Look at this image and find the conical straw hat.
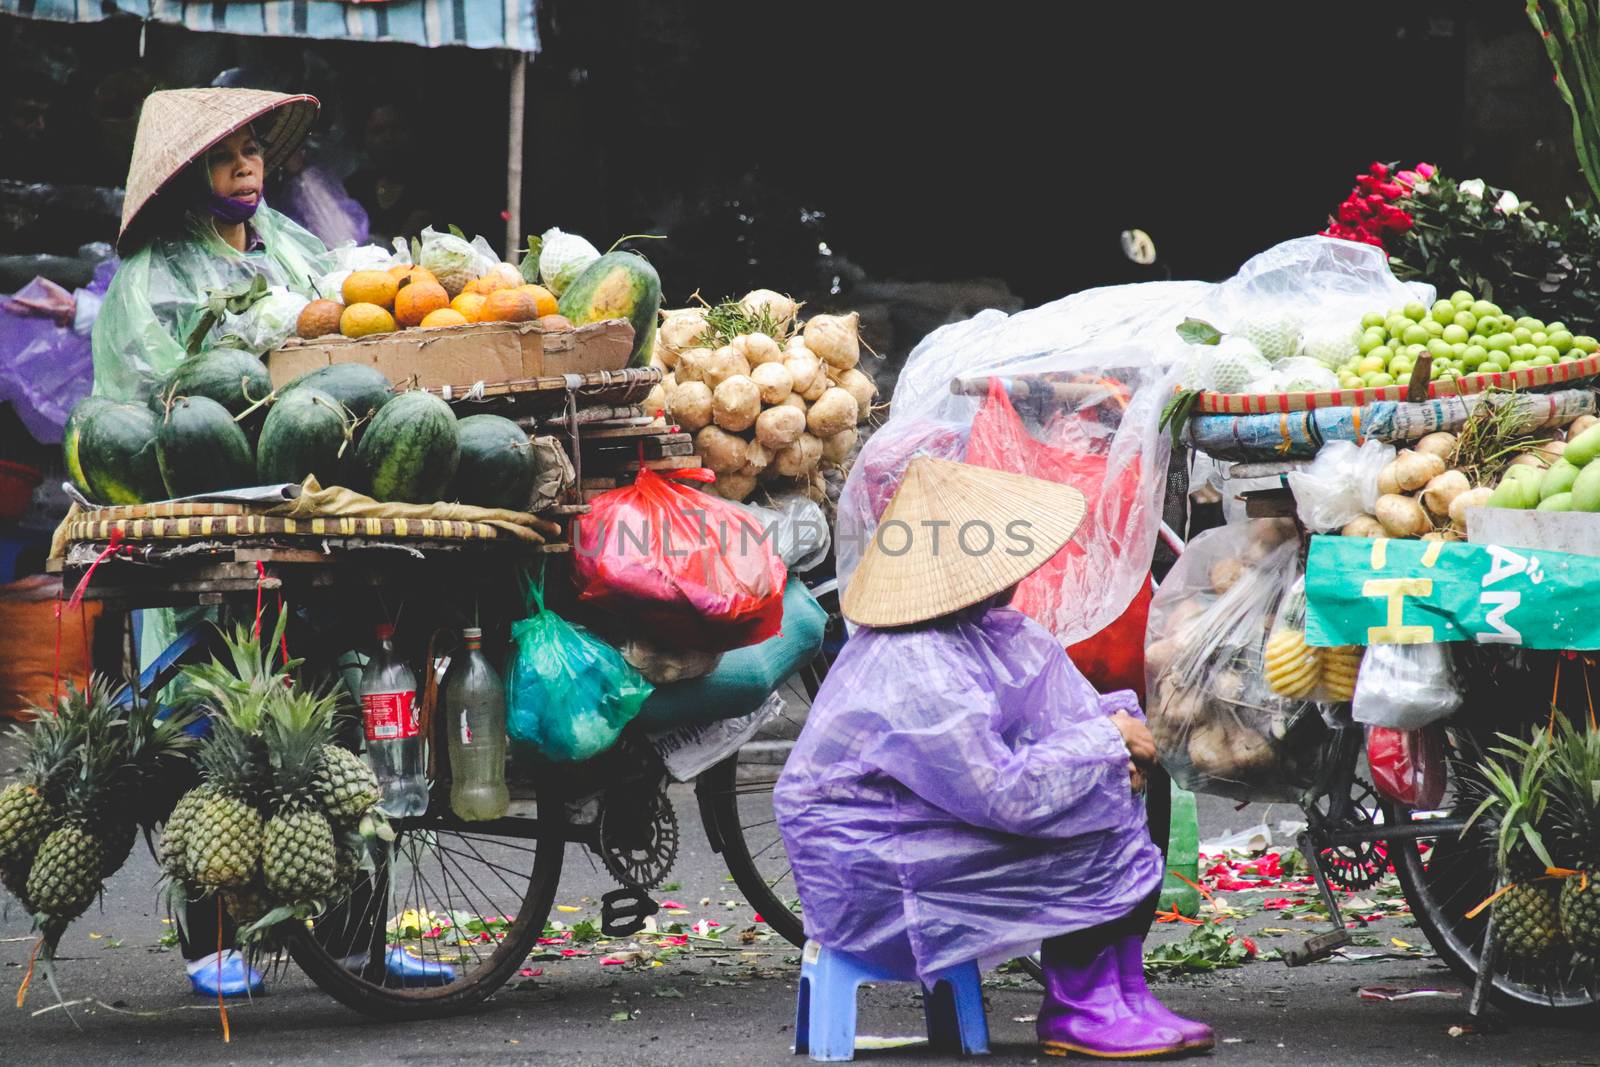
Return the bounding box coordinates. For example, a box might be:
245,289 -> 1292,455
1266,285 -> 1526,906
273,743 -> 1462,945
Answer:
118,88 -> 319,252
841,458 -> 1087,628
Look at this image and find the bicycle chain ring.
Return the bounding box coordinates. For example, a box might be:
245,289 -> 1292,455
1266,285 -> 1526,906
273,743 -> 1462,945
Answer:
597,787 -> 680,890
1314,776 -> 1389,892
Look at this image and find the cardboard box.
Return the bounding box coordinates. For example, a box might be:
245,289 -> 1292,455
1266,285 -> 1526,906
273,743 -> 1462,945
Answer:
265,319 -> 635,391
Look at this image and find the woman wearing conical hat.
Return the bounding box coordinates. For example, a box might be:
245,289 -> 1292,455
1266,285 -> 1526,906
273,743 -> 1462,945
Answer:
91,87 -> 328,403
83,87 -> 333,1001
774,459 -> 1213,1059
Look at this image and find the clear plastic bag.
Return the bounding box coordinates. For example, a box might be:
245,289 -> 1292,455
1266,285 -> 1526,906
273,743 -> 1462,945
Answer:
219,285 -> 309,355
505,569 -> 652,762
1287,438 -> 1396,533
1366,725 -> 1446,808
1351,643 -> 1463,730
1145,520 -> 1335,802
617,635 -> 722,685
739,491 -> 831,572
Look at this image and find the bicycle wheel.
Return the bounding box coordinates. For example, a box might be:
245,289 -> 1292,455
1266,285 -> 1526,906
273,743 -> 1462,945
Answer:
698,752 -> 805,947
1389,797 -> 1600,1016
288,802 -> 565,1020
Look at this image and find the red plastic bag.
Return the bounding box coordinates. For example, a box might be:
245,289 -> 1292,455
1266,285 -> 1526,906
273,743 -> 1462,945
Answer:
966,379 -> 1152,694
1366,725 -> 1446,808
573,468 -> 788,652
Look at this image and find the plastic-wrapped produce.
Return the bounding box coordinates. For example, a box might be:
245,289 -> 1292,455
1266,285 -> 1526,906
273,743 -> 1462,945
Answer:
1144,521 -> 1335,802
1351,643 -> 1463,730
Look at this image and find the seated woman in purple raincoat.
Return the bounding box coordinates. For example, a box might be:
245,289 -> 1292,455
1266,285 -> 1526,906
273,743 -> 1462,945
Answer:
775,458 -> 1212,1059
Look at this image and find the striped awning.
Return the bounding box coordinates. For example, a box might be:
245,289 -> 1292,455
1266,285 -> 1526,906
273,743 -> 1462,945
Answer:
0,0 -> 539,52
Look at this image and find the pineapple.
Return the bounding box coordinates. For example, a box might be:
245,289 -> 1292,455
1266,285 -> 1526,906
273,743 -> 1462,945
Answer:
1468,731 -> 1565,960
26,822 -> 106,920
314,745 -> 381,821
1547,717 -> 1600,954
159,783 -> 216,882
0,693 -> 84,866
186,709 -> 267,890
260,687 -> 340,901
221,882 -> 276,926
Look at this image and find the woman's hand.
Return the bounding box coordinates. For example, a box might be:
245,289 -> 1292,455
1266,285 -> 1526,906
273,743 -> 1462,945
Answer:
1110,710 -> 1157,767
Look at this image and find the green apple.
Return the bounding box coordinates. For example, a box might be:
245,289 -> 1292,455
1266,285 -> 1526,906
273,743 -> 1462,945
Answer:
1549,330 -> 1574,353
1442,324 -> 1469,344
1361,312 -> 1386,330
1471,300 -> 1501,318
1364,371 -> 1396,387
1404,302 -> 1428,322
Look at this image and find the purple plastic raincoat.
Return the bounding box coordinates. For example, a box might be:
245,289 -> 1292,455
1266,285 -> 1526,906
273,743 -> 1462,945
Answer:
774,604 -> 1162,980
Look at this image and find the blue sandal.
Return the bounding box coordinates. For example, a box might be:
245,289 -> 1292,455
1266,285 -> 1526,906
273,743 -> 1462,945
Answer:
187,950 -> 264,998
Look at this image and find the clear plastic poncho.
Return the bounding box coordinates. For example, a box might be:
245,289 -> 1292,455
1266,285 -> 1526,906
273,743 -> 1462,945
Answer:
91,205 -> 328,403
774,604 -> 1162,981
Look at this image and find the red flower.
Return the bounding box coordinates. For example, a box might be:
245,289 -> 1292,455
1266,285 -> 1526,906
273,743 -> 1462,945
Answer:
1369,162 -> 1390,180
1416,162 -> 1437,179
1374,181 -> 1406,200
1338,200 -> 1367,224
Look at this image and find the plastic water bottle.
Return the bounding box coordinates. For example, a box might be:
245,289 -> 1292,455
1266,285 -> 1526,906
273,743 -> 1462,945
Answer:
443,628 -> 510,821
1158,781 -> 1202,918
360,624 -> 428,817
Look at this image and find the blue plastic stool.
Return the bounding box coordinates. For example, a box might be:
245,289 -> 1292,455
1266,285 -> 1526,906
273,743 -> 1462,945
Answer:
794,940 -> 989,1061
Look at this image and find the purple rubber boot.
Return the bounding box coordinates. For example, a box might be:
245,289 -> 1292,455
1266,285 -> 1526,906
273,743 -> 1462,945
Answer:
1113,933 -> 1215,1050
1036,939 -> 1188,1059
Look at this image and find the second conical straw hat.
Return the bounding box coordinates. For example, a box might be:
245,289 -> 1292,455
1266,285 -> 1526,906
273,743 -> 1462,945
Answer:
841,457 -> 1087,628
118,87 -> 319,252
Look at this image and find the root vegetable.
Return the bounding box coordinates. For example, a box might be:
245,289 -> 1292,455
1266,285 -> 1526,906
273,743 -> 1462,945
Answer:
712,375 -> 762,432
715,472 -> 758,502
1421,529 -> 1464,542
831,367 -> 877,421
1187,722 -> 1232,774
1569,414 -> 1600,437
804,470 -> 827,504
750,362 -> 794,405
1448,486 -> 1494,529
821,427 -> 858,464
1414,432 -> 1457,460
780,393 -> 809,413
1420,469 -> 1470,519
1341,515 -> 1385,538
807,387 -> 860,439
740,439 -> 771,475
802,370 -> 830,402
1248,517 -> 1297,546
1209,557 -> 1247,594
1211,670 -> 1245,704
1155,688 -> 1207,729
774,433 -> 823,477
803,312 -> 861,370
740,289 -> 799,328
642,382 -> 668,415
1145,638 -> 1182,679
675,347 -> 711,383
1375,493 -> 1430,537
1381,450 -> 1446,493
667,380 -> 714,432
756,404 -> 807,449
784,351 -> 822,395
744,332 -> 783,365
704,346 -> 752,389
696,426 -> 749,474
658,308 -> 707,357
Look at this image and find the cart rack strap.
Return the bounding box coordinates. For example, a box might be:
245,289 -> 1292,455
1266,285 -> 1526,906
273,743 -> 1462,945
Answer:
1304,534 -> 1600,650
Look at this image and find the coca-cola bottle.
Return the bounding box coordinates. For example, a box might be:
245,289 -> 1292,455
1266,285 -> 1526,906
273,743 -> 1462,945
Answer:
442,627 -> 510,821
360,624 -> 428,817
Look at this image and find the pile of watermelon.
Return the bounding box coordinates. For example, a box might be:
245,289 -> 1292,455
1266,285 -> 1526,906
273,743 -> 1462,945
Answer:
65,350 -> 540,511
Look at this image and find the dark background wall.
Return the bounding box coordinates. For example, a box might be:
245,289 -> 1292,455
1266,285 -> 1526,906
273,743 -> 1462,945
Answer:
0,2 -> 1581,310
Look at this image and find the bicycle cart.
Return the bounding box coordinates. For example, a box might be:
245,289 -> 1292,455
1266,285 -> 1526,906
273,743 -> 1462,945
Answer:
51,485 -> 828,1020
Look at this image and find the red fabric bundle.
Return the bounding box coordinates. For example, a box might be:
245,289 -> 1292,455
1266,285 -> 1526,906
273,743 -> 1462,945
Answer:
573,468 -> 788,652
965,380 -> 1152,696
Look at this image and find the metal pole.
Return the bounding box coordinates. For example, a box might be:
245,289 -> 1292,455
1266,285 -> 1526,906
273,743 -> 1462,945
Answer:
505,51 -> 527,258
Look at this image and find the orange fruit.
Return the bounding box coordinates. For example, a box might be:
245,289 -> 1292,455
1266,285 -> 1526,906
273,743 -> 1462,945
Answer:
387,264 -> 412,278
394,279 -> 450,328
468,274 -> 511,297
297,299 -> 345,339
537,313 -> 573,331
340,302 -> 397,338
519,284 -> 559,318
420,308 -> 469,328
343,270 -> 399,310
480,288 -> 539,323
451,292 -> 488,323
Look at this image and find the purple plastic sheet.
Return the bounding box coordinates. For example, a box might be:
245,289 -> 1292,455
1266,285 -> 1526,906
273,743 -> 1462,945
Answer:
275,165 -> 370,250
774,605 -> 1162,980
0,259 -> 114,443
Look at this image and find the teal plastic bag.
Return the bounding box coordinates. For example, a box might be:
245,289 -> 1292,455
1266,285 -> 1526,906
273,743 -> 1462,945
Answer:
505,569 -> 652,761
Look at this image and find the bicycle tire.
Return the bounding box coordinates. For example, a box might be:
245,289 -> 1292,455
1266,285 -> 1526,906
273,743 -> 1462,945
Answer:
1389,797 -> 1600,1017
697,755 -> 806,947
288,805 -> 565,1020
